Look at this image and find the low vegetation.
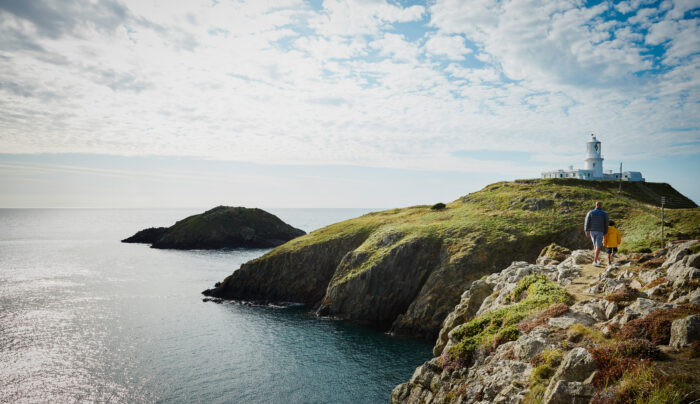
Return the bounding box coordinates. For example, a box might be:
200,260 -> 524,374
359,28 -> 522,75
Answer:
592,364 -> 698,404
605,285 -> 642,303
447,275 -> 573,366
617,304 -> 700,344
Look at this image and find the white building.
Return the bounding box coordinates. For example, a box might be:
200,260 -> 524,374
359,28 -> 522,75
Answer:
541,134 -> 645,182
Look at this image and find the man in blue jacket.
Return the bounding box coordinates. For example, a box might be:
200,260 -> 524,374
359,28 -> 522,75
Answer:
584,201 -> 609,267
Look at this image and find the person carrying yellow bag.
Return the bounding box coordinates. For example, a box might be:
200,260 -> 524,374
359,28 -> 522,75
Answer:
603,220 -> 621,267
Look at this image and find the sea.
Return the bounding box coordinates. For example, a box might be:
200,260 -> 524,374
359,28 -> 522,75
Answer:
0,208 -> 432,404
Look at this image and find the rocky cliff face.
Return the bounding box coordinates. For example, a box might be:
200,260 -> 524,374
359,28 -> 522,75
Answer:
122,206 -> 306,250
392,241 -> 700,404
204,179 -> 699,339
204,233 -> 368,305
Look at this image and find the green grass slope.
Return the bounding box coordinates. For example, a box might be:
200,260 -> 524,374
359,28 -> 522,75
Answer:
208,179 -> 699,338
270,178 -> 697,263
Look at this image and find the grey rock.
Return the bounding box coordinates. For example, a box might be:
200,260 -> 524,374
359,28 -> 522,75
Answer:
513,335 -> 546,361
549,311 -> 595,328
580,301 -> 606,322
551,347 -> 597,383
434,280 -> 493,356
605,301 -> 619,320
543,347 -> 597,402
667,254 -> 700,288
639,268 -> 665,285
626,298 -> 662,318
670,314 -> 700,350
662,240 -> 698,269
544,381 -> 595,404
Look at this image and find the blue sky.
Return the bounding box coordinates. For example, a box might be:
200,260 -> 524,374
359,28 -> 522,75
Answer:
0,0 -> 698,207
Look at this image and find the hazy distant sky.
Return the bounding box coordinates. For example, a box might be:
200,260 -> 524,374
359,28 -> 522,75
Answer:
1,0 -> 698,207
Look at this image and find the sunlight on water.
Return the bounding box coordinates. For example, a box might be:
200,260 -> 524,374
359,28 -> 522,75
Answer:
0,209 -> 431,403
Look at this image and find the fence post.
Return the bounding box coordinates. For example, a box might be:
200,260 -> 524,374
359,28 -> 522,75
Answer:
661,196 -> 666,248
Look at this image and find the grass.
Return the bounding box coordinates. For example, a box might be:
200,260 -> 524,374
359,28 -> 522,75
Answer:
525,349 -> 565,404
567,323 -> 608,344
239,179 -> 698,293
447,275 -> 573,366
592,363 -> 698,404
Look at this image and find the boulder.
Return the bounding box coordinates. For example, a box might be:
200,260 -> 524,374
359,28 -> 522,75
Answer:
537,243 -> 571,265
667,253 -> 700,288
549,311 -> 596,329
544,348 -> 597,396
551,347 -> 597,382
544,381 -> 595,404
670,314 -> 700,350
662,240 -> 699,269
605,301 -> 619,320
578,301 -> 606,322
639,268 -> 665,285
513,334 -> 546,361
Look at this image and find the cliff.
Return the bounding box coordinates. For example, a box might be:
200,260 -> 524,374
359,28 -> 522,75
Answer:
203,179 -> 699,339
392,241 -> 700,403
122,206 -> 306,249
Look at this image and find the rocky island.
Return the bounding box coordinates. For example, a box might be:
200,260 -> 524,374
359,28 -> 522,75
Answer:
122,206 -> 306,249
203,179 -> 698,340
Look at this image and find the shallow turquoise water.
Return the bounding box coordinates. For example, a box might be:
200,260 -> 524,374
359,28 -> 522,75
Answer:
0,208 -> 432,403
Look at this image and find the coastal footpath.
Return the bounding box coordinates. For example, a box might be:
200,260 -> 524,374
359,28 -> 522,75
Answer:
392,240 -> 700,403
204,179 -> 698,339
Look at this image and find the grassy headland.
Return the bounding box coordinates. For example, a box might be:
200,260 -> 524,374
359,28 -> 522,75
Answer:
205,179 -> 699,338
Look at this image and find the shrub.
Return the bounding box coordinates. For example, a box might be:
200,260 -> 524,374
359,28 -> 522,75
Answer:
448,276 -> 573,367
431,202 -> 446,210
518,303 -> 569,333
617,304 -> 700,345
640,258 -> 664,270
645,277 -> 667,289
592,364 -> 698,404
613,339 -> 660,360
605,285 -> 641,303
567,323 -> 607,344
590,346 -> 646,389
690,341 -> 700,358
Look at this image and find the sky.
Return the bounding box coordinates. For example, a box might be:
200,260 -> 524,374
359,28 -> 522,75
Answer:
0,0 -> 698,208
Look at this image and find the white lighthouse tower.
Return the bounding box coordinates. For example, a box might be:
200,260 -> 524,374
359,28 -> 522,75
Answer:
541,134 -> 645,181
584,133 -> 603,178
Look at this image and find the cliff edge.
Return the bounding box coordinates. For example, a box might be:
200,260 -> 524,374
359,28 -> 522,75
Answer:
203,179 -> 699,339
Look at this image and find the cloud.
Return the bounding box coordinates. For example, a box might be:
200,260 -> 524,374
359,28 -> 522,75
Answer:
0,0 -> 129,38
424,34 -> 471,60
0,0 -> 697,179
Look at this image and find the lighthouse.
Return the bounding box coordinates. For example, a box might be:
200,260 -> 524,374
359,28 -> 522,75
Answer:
584,134 -> 604,178
541,134 -> 645,182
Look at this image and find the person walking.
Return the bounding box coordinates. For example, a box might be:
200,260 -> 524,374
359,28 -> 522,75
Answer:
584,201 -> 609,267
603,220 -> 621,267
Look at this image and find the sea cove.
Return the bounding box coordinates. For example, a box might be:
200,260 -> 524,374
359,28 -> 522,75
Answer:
0,208 -> 431,403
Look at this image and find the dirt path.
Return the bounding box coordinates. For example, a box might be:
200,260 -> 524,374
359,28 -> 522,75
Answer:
568,263 -> 604,302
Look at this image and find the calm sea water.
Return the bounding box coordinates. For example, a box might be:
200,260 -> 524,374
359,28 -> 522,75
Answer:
0,208 -> 432,404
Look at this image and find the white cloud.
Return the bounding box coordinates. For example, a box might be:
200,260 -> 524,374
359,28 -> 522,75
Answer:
0,0 -> 697,180
424,34 -> 471,60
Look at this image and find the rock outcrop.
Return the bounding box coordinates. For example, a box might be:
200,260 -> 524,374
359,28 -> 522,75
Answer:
122,206 -> 306,250
392,240 -> 700,404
